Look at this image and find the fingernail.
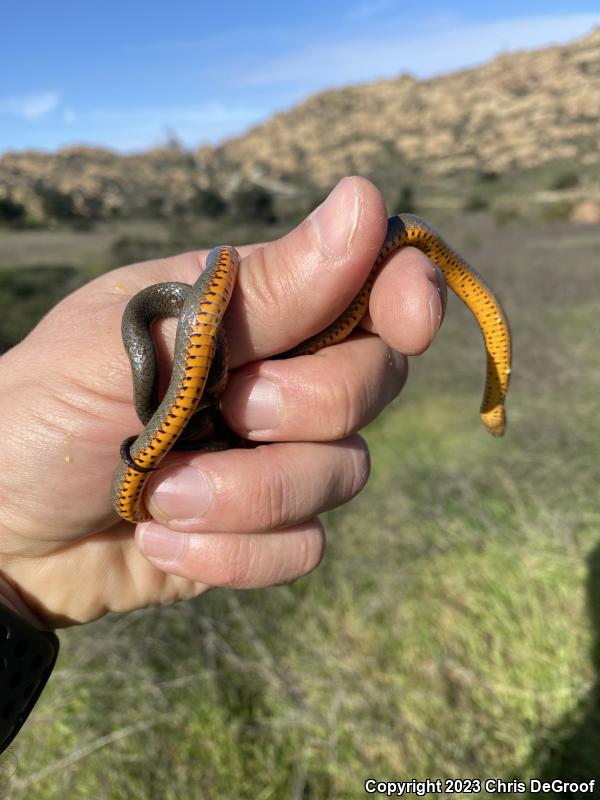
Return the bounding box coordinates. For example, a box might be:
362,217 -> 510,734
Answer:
309,177 -> 360,258
429,280 -> 443,339
238,377 -> 282,433
150,465 -> 214,521
138,523 -> 186,563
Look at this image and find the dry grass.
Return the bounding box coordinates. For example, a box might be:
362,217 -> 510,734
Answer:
2,215 -> 600,798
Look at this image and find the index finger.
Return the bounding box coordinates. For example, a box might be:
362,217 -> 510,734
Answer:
225,176 -> 391,367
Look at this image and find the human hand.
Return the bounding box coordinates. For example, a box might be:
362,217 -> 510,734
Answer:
0,176 -> 445,628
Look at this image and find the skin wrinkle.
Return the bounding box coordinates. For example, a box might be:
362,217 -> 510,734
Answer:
38,380 -> 130,444
235,535 -> 260,589
0,410 -> 81,533
251,448 -> 301,531
53,361 -> 134,412
320,365 -> 359,439
0,379 -> 118,541
126,531 -> 204,610
219,536 -> 242,589
285,337 -> 404,439
229,244 -> 307,361
168,441 -> 368,535
14,379 -> 119,469
184,526 -> 324,590
229,536 -> 257,588
2,352 -> 133,482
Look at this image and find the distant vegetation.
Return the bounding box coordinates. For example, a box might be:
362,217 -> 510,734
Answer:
0,265 -> 87,352
463,194 -> 490,212
0,153 -> 595,239
0,196 -> 27,226
392,185 -> 416,214
0,154 -> 595,354
548,169 -> 580,191
0,180 -> 288,233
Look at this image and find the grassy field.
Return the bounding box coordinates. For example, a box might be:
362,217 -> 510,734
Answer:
1,214 -> 600,798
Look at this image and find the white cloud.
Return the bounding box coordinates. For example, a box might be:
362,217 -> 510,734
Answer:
80,102 -> 269,150
0,91 -> 61,120
233,12 -> 600,87
88,102 -> 261,125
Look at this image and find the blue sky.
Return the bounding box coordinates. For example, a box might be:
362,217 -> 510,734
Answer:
2,0 -> 600,154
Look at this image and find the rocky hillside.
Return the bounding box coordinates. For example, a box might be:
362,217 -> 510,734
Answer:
200,26 -> 600,189
1,25 -> 599,223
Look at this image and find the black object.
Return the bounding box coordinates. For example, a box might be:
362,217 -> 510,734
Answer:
0,604 -> 59,753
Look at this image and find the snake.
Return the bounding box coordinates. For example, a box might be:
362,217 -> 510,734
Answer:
111,214 -> 512,523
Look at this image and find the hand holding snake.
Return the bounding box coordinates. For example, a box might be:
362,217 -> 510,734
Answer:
0,177 -> 468,627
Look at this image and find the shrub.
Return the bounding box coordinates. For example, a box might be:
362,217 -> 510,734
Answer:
540,200 -> 574,222
111,236 -> 168,266
191,188 -> 227,219
144,196 -> 168,219
231,185 -> 277,224
393,185 -> 416,213
549,170 -> 579,191
494,207 -> 521,226
463,194 -> 490,212
0,196 -> 26,226
478,170 -> 499,183
37,186 -> 80,222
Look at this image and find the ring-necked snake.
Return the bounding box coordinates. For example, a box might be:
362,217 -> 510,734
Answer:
112,214 -> 512,523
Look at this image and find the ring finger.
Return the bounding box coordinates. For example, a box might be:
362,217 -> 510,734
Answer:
143,435 -> 370,531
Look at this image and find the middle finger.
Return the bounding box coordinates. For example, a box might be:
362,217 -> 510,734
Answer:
222,332 -> 407,442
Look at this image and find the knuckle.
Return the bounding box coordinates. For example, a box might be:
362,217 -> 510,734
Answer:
228,448 -> 297,531
313,367 -> 363,438
254,463 -> 292,529
241,246 -> 301,348
220,535 -> 256,588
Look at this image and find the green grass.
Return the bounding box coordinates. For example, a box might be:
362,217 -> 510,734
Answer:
390,156 -> 600,226
3,216 -> 600,797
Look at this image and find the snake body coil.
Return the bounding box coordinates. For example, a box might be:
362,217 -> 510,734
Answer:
112,245 -> 240,522
112,215 -> 512,523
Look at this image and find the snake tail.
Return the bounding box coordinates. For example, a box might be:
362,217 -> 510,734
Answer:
392,215 -> 511,436
280,214 -> 511,437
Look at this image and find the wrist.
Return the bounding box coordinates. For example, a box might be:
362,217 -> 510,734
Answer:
0,574 -> 51,631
